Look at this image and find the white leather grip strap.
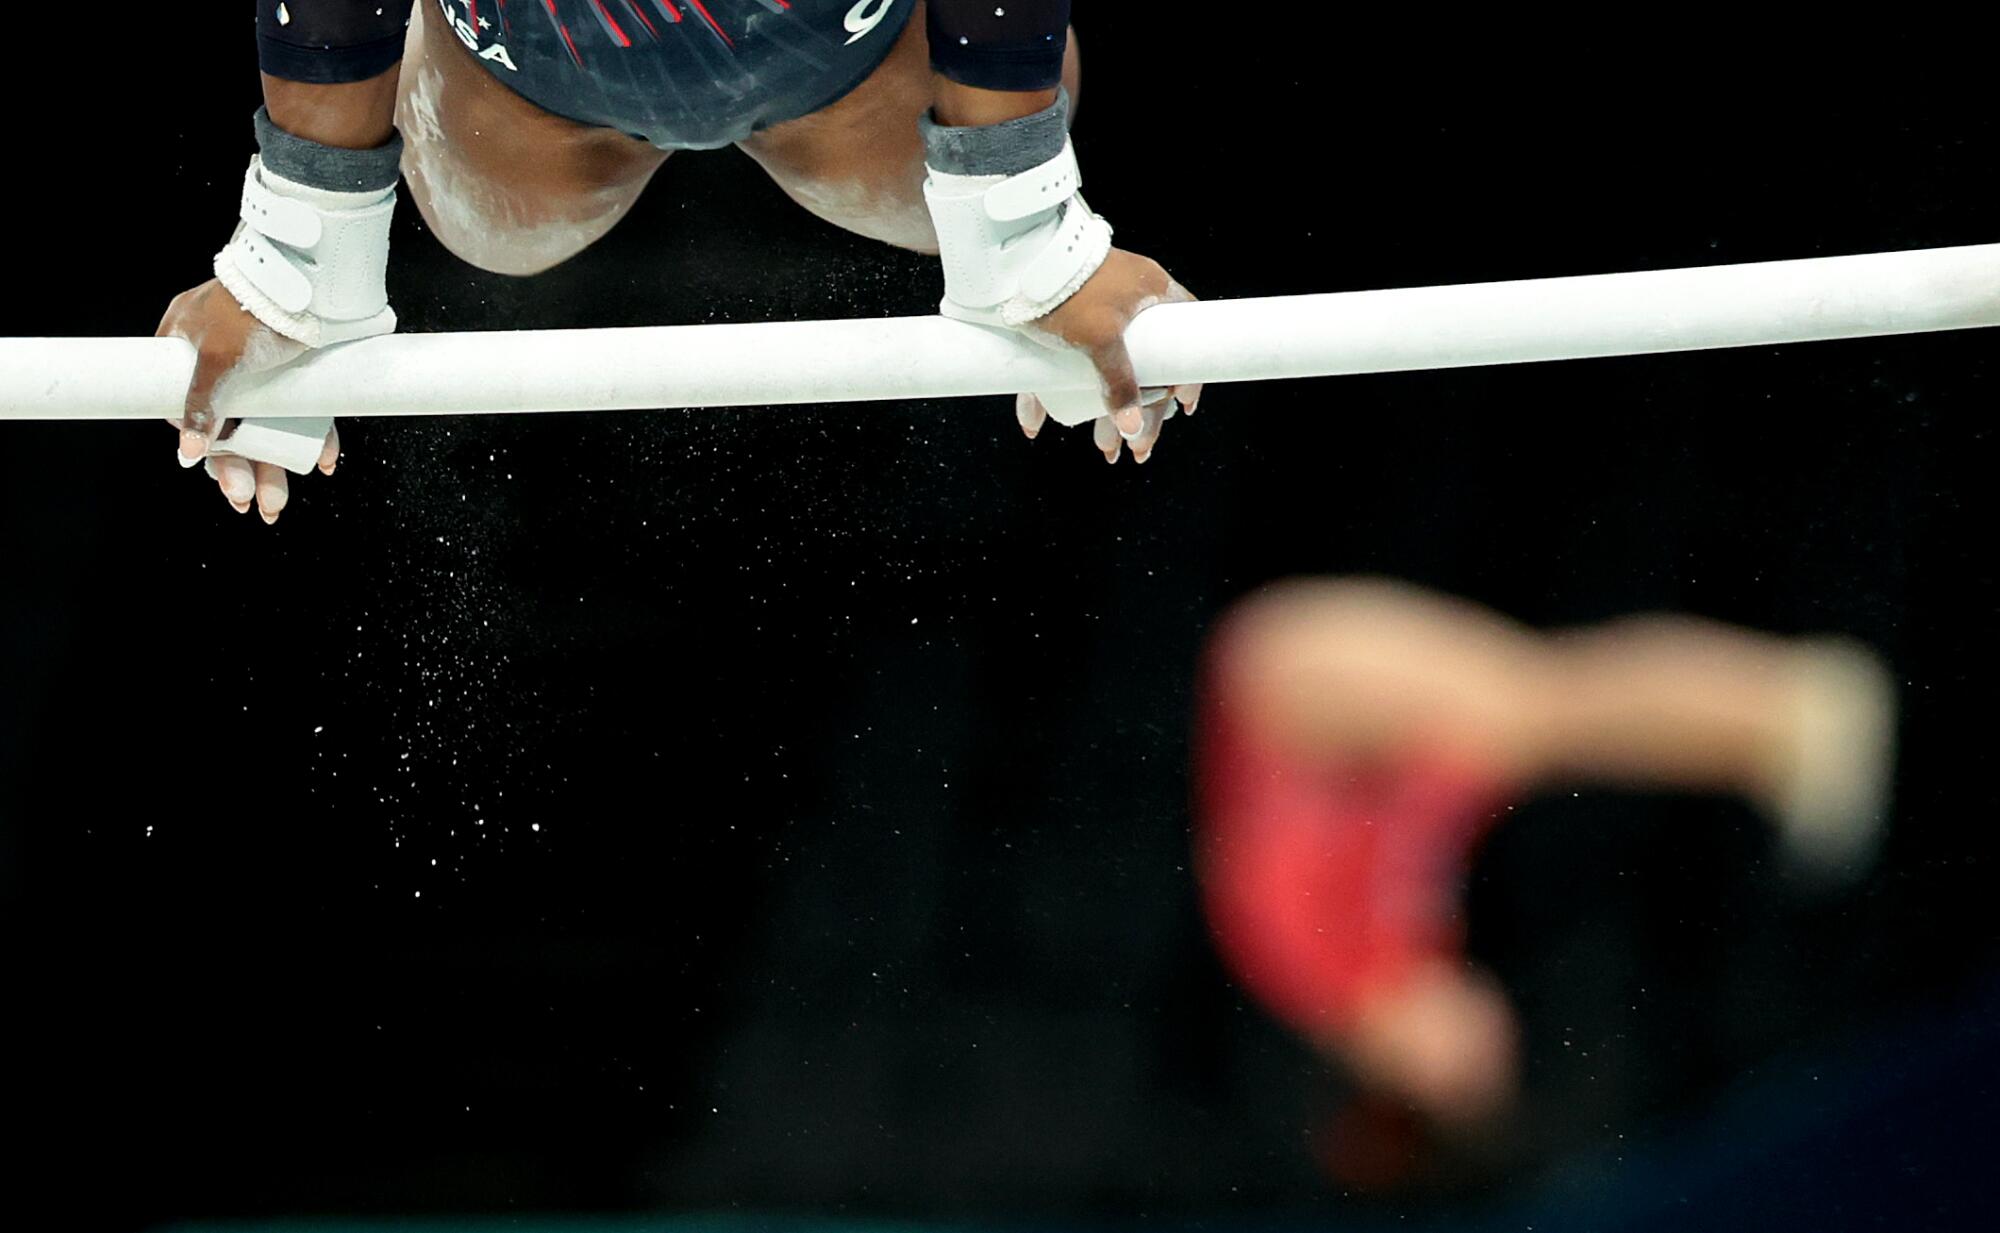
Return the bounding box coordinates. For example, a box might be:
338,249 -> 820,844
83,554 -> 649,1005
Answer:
214,155 -> 397,350
924,137 -> 1114,329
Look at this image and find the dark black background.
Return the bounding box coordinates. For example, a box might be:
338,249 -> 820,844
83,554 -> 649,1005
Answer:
3,7 -> 1996,1231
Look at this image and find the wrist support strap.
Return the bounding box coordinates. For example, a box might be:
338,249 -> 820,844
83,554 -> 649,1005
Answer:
922,93 -> 1112,331
206,111 -> 402,473
214,155 -> 398,350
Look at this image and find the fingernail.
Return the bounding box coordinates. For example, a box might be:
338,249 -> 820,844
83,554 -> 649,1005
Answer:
1134,446 -> 1152,465
260,508 -> 278,526
180,429 -> 207,459
1104,445 -> 1121,465
178,451 -> 201,469
1023,426 -> 1039,441
1116,410 -> 1143,440
230,499 -> 251,515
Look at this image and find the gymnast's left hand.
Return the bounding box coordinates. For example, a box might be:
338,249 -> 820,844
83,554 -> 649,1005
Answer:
1019,248 -> 1203,465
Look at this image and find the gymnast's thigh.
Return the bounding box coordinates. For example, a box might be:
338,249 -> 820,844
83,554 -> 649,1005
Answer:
396,0 -> 671,276
735,2 -> 1083,254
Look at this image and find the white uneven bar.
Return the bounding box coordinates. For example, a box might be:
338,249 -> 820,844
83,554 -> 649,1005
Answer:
6,244 -> 1999,426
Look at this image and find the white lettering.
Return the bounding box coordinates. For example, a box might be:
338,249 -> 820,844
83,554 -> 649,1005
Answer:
844,0 -> 895,46
439,1 -> 513,71
478,42 -> 519,72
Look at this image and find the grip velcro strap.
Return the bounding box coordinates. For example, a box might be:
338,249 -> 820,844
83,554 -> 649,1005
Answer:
1019,194 -> 1108,304
231,226 -> 315,313
984,142 -> 1082,222
240,168 -> 323,248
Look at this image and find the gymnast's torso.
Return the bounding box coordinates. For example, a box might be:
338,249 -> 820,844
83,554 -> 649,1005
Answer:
431,0 -> 915,147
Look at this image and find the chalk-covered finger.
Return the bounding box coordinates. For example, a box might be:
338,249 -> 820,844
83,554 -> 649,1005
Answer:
255,461 -> 290,525
1130,397 -> 1170,465
1093,413 -> 1123,464
204,453 -> 257,514
175,337 -> 237,464
1157,280 -> 1204,416
1086,333 -> 1144,438
318,422 -> 341,476
1015,393 -> 1047,441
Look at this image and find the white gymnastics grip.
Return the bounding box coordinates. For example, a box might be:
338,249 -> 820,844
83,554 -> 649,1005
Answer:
7,244 -> 2000,447
207,416 -> 335,475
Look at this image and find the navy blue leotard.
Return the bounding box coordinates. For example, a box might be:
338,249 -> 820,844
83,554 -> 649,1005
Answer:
257,1 -> 1070,149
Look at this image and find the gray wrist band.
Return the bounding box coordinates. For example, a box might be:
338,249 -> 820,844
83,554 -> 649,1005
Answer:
253,105 -> 404,193
919,87 -> 1070,176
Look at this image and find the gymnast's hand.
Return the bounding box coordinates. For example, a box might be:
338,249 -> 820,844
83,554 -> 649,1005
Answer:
1019,248 -> 1204,465
157,279 -> 338,524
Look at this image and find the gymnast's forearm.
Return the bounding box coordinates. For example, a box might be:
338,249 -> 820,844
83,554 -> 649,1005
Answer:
257,1 -> 411,149
932,76 -> 1059,127
263,71 -> 400,150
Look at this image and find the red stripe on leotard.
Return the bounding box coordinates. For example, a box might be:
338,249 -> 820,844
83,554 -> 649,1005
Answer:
683,0 -> 734,47
539,0 -> 585,66
586,0 -> 633,45
620,0 -> 659,38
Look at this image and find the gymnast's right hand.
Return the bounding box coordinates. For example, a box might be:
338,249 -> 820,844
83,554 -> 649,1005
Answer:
158,279 -> 334,524
167,81 -> 403,523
